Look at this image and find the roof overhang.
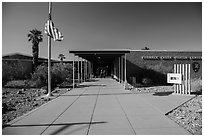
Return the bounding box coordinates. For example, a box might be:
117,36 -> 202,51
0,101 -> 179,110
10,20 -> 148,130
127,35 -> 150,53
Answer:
69,49 -> 130,64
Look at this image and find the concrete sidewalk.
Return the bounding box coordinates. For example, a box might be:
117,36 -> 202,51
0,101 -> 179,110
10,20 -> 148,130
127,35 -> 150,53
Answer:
2,78 -> 193,135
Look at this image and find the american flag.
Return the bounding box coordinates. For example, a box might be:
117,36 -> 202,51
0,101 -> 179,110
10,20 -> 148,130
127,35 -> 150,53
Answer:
45,19 -> 63,41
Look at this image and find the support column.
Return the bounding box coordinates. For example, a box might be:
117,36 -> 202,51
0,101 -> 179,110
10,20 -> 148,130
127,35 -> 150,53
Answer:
81,58 -> 83,82
173,64 -> 176,93
188,64 -> 191,95
124,54 -> 127,89
121,56 -> 123,83
89,61 -> 91,79
91,62 -> 93,78
78,56 -> 80,83
86,61 -> 88,79
86,60 -> 88,80
73,55 -> 75,89
119,57 -> 121,83
84,59 -> 86,82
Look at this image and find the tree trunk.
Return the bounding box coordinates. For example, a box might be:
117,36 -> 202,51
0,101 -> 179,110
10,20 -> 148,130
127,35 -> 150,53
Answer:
32,43 -> 39,71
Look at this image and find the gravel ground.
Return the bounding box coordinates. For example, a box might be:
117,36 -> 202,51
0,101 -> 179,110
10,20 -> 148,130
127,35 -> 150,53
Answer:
166,95 -> 202,135
2,87 -> 70,127
130,85 -> 174,93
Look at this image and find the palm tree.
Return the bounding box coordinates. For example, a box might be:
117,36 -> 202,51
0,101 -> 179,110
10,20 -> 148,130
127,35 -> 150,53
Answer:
27,29 -> 43,70
58,54 -> 66,63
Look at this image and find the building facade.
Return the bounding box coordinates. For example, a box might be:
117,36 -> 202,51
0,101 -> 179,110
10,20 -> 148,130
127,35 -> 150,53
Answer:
112,50 -> 202,86
70,50 -> 202,87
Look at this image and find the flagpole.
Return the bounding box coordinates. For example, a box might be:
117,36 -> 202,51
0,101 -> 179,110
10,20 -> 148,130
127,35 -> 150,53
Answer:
47,2 -> 52,97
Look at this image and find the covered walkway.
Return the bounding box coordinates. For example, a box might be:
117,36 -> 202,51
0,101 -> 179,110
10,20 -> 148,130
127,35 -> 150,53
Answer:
3,78 -> 193,135
69,49 -> 130,89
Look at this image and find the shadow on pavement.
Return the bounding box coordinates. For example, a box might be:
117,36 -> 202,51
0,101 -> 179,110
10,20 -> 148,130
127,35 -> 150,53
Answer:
86,79 -> 99,82
61,92 -> 136,97
153,91 -> 173,96
77,84 -> 106,88
3,121 -> 106,128
3,121 -> 107,135
190,92 -> 202,95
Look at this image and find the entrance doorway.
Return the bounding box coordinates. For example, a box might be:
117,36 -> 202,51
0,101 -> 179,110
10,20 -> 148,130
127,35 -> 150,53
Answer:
93,63 -> 111,78
69,49 -> 130,84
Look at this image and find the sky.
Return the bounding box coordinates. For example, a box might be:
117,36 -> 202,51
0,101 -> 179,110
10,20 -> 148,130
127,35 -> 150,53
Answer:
2,2 -> 202,61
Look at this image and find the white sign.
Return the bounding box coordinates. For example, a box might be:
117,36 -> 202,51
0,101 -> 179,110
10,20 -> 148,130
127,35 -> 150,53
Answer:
167,73 -> 182,84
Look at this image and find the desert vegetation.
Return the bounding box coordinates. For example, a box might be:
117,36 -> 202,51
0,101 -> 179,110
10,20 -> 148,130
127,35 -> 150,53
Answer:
2,62 -> 74,125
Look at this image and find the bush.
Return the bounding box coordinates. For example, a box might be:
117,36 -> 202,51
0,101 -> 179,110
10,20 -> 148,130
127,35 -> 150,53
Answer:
191,78 -> 202,93
31,63 -> 73,88
2,61 -> 28,86
31,64 -> 48,88
142,78 -> 153,86
5,80 -> 30,88
51,63 -> 73,84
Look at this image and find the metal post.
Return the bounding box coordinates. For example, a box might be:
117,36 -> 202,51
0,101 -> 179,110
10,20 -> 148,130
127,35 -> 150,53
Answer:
185,64 -> 188,94
174,64 -> 176,93
81,58 -> 83,82
78,56 -> 80,83
121,56 -> 123,83
90,62 -> 92,78
189,64 -> 191,94
179,64 -> 182,94
86,61 -> 89,79
176,64 -> 179,94
124,54 -> 127,88
47,2 -> 52,97
119,57 -> 120,83
73,55 -> 75,89
86,60 -> 88,80
88,61 -> 91,79
84,59 -> 86,82
182,64 -> 185,94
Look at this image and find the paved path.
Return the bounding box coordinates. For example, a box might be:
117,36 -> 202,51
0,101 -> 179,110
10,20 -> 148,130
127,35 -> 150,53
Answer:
2,78 -> 193,135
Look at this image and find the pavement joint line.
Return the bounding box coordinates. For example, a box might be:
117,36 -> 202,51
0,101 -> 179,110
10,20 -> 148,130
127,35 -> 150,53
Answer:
115,95 -> 137,135
40,88 -> 88,135
3,88 -> 77,127
86,84 -> 100,135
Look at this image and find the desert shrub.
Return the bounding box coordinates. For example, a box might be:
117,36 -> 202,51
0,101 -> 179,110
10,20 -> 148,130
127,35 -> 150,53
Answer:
51,63 -> 73,84
142,78 -> 153,86
31,63 -> 73,88
191,78 -> 202,93
5,80 -> 30,88
31,64 -> 48,88
2,61 -> 28,86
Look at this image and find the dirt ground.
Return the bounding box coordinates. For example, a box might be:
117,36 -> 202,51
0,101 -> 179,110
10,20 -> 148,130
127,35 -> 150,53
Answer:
2,87 -> 69,126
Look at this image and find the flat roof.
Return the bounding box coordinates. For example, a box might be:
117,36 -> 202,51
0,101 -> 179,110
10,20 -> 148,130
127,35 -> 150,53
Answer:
69,49 -> 130,64
130,50 -> 202,52
69,49 -> 131,54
